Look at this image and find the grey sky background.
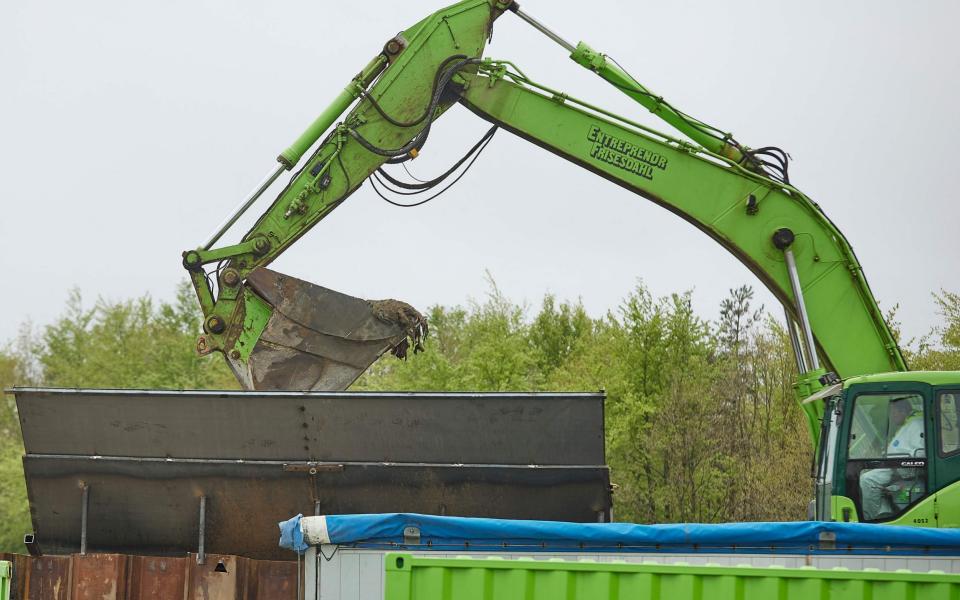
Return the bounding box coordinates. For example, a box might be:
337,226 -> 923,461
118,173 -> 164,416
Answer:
2,1 -> 958,349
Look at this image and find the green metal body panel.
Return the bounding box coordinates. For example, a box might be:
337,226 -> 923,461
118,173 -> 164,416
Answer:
846,371 -> 960,387
886,494 -> 939,527
830,495 -> 859,523
383,553 -> 960,600
933,479 -> 960,528
0,561 -> 9,600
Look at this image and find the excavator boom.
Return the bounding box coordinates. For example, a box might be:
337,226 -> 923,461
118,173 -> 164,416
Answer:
183,0 -> 508,390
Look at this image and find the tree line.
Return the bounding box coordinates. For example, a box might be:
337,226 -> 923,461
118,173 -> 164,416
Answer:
0,281 -> 957,552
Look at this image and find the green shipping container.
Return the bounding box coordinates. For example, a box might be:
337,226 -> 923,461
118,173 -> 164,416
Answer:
0,561 -> 9,600
384,553 -> 960,600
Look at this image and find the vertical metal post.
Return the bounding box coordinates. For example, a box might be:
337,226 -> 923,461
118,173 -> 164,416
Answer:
79,483 -> 89,555
314,501 -> 321,516
783,247 -> 821,371
783,306 -> 808,374
197,495 -> 207,565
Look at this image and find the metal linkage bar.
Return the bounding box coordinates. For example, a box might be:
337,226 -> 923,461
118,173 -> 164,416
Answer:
772,228 -> 819,372
784,306 -> 808,374
202,163 -> 286,250
784,248 -> 820,371
509,4 -> 576,53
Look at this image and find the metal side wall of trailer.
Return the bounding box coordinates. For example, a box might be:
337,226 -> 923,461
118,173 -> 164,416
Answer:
383,553 -> 960,600
306,546 -> 960,600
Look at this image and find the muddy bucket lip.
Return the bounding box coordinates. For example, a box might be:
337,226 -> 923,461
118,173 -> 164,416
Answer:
228,268 -> 427,391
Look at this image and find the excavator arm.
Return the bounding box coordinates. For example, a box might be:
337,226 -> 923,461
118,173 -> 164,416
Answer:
182,0 -> 511,390
184,0 -> 905,443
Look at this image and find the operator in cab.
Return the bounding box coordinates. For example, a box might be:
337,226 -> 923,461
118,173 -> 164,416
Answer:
859,397 -> 925,520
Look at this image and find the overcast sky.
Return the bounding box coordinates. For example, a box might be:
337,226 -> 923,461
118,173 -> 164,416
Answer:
2,0 -> 958,349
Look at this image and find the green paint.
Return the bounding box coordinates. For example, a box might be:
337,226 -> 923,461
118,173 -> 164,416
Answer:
278,55 -> 387,168
384,553 -> 960,600
830,495 -> 859,523
570,42 -> 743,162
0,561 -> 8,600
886,493 -> 939,527
233,289 -> 272,362
847,371 -> 960,387
932,479 -> 960,528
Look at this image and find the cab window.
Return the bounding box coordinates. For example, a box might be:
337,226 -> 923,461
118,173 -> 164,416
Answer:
846,393 -> 927,522
939,391 -> 960,456
848,393 -> 925,459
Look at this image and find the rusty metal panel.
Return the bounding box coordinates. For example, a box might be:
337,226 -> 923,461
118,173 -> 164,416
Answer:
22,456 -> 610,560
248,561 -> 296,600
6,552 -> 298,599
127,556 -> 186,600
15,388 -> 605,465
23,556 -> 70,600
185,554 -> 249,600
70,554 -> 127,600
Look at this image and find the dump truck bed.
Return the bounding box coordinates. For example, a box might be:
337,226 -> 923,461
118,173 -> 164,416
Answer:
15,388 -> 611,560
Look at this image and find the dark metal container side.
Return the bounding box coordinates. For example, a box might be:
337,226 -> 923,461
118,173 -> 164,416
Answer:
23,457 -> 611,560
14,388 -> 605,465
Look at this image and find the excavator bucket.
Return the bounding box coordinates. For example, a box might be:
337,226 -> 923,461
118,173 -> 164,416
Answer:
225,268 -> 427,391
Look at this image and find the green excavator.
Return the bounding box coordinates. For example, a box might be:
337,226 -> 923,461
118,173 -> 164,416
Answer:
181,1 -> 960,527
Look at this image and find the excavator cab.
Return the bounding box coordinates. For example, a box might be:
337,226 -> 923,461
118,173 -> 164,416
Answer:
815,374 -> 960,526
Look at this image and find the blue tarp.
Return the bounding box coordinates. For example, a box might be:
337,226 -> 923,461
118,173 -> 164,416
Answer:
281,512 -> 960,556
278,513 -> 308,554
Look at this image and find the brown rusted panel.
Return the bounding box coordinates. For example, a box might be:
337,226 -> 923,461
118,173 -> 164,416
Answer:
9,553 -> 298,600
24,555 -> 70,600
249,560 -> 297,600
128,556 -> 186,600
185,554 -> 249,600
70,554 -> 128,600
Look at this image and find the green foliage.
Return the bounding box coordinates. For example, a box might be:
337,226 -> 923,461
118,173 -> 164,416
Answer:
0,346 -> 33,553
38,283 -> 237,389
361,280 -> 814,523
894,290 -> 960,371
